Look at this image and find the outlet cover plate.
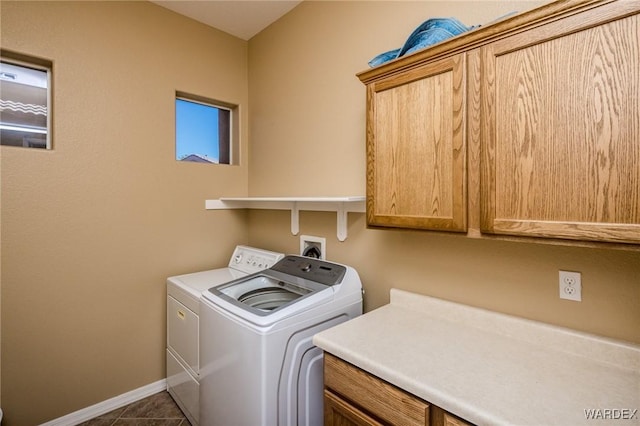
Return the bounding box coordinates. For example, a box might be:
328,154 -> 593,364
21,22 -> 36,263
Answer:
559,270 -> 582,302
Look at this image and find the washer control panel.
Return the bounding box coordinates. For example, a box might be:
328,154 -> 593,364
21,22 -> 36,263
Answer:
229,245 -> 284,274
271,255 -> 347,286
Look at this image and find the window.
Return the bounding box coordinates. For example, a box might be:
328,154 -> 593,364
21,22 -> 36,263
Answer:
0,53 -> 51,149
175,92 -> 238,165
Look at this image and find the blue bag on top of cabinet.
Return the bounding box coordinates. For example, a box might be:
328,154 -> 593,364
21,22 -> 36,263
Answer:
368,17 -> 477,67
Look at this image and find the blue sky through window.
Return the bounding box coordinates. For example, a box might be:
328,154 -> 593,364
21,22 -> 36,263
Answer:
176,98 -> 219,162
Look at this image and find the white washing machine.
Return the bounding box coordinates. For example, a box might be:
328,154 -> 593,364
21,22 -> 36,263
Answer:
166,245 -> 284,425
200,255 -> 363,426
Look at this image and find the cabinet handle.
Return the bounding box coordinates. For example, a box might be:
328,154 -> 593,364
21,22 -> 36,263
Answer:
176,310 -> 186,320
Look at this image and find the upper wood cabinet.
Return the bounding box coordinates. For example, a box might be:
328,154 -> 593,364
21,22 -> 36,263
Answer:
359,0 -> 640,246
361,54 -> 467,232
479,1 -> 640,244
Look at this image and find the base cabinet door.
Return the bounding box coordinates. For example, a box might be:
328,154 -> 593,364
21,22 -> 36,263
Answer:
431,406 -> 473,426
480,2 -> 640,244
324,390 -> 384,426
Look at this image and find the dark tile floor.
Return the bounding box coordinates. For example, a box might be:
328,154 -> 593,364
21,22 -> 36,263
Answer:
78,391 -> 191,426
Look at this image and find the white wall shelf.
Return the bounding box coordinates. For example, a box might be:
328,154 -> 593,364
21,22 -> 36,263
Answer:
205,196 -> 365,241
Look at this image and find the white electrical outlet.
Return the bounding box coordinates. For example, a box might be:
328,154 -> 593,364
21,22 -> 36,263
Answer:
559,270 -> 582,302
300,235 -> 326,259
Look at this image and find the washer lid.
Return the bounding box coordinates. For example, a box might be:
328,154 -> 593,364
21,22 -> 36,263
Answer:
206,256 -> 350,317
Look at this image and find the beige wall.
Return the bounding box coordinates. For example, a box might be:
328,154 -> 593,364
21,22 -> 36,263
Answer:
247,0 -> 640,344
1,2 -> 250,424
2,0 -> 639,424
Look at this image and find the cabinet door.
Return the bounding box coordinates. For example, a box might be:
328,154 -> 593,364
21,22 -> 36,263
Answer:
324,390 -> 384,426
480,2 -> 640,243
431,405 -> 474,426
366,53 -> 466,231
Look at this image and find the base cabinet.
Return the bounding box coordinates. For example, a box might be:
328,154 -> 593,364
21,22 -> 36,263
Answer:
324,353 -> 471,426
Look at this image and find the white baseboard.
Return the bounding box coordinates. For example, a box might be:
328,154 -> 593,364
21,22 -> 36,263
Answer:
39,379 -> 167,426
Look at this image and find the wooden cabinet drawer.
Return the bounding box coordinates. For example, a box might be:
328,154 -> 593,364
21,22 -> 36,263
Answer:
324,353 -> 429,426
325,389 -> 384,426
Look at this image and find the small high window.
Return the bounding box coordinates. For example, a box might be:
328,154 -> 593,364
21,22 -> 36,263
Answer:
0,53 -> 51,149
175,92 -> 238,165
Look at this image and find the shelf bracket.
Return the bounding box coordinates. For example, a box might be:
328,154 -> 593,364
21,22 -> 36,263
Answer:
336,203 -> 348,242
291,201 -> 300,236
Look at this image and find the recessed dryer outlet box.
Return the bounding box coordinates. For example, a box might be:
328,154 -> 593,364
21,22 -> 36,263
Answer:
300,235 -> 326,260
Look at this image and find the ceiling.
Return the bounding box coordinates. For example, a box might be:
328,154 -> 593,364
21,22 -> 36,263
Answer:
150,0 -> 303,40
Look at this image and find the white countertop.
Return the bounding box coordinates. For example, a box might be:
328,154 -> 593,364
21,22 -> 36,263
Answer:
313,289 -> 640,425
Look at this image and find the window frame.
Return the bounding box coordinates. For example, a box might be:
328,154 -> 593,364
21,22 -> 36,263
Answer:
0,51 -> 53,150
175,91 -> 239,165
